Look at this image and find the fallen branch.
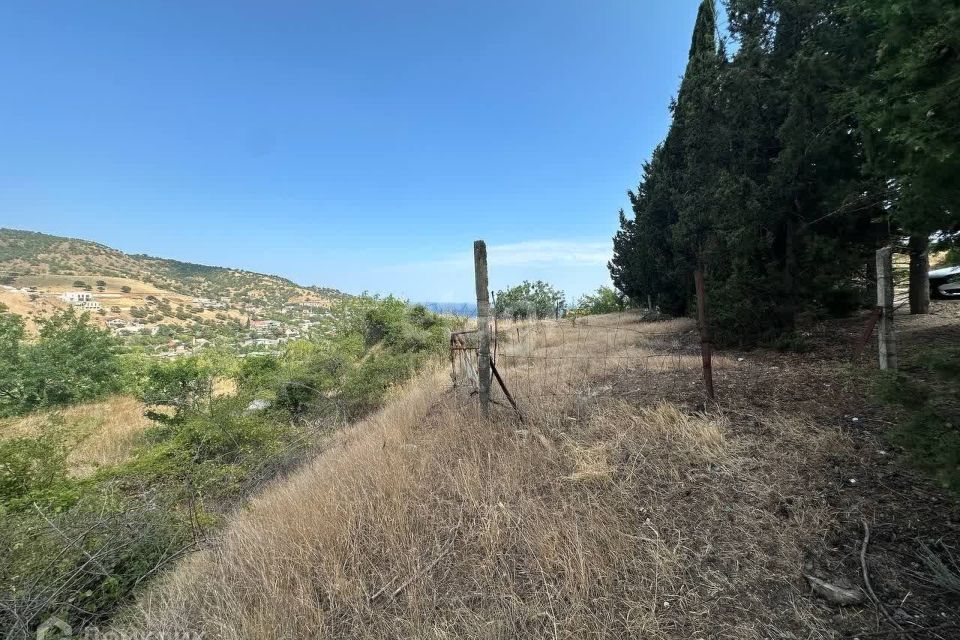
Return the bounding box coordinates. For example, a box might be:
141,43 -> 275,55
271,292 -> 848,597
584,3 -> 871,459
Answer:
804,574 -> 865,606
369,522 -> 461,603
861,519 -> 906,635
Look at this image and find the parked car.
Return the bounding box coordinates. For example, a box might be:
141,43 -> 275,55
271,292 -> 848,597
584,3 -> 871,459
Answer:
929,265 -> 960,299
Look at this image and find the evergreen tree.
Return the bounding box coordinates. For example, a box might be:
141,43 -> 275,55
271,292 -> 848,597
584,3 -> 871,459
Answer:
848,0 -> 960,313
611,0 -> 884,344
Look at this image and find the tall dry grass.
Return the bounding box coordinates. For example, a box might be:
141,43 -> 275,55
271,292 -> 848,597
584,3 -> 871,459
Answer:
485,312 -> 730,418
121,314 -> 847,639
0,395 -> 152,476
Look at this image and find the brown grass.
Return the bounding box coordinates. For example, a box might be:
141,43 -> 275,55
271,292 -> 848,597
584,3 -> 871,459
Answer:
119,314 -> 852,639
0,395 -> 153,476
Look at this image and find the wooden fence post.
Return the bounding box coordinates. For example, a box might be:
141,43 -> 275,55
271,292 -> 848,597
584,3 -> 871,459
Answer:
474,240 -> 492,416
876,246 -> 897,370
694,269 -> 716,402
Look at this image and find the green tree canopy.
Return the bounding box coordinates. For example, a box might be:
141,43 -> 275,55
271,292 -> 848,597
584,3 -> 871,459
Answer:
573,286 -> 627,316
494,281 -> 565,320
0,308 -> 122,416
609,0 -> 952,343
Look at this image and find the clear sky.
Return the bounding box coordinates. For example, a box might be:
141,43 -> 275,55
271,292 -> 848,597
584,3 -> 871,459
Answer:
0,1 -> 700,303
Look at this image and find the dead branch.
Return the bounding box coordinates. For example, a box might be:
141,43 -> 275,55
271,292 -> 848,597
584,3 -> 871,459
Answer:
369,522 -> 460,603
804,574 -> 865,606
861,519 -> 906,635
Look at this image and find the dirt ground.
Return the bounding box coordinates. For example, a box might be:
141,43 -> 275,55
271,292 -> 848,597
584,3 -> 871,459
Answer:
609,301 -> 960,639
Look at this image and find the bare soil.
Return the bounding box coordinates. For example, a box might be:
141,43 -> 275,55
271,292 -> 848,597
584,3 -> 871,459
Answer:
611,301 -> 960,639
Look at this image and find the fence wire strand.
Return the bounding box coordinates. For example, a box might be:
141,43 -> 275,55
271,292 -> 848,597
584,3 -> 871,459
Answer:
450,312 -> 705,412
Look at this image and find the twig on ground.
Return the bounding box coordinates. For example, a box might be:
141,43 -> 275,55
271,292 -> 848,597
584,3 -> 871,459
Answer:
369,521 -> 461,603
861,519 -> 907,635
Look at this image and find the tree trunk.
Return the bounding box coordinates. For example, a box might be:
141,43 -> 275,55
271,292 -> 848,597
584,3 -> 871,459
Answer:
908,234 -> 930,315
780,214 -> 798,331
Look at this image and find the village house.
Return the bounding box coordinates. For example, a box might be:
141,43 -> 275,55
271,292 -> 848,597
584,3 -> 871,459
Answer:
250,319 -> 282,333
60,291 -> 91,304
59,291 -> 102,310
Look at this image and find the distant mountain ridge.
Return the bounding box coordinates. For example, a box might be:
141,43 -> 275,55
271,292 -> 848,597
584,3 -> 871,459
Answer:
0,228 -> 346,306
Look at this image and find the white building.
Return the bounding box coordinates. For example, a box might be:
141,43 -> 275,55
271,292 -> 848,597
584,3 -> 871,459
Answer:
60,291 -> 92,304
59,291 -> 101,310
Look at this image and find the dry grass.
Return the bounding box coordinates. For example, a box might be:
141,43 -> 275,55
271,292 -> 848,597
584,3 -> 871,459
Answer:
0,395 -> 153,476
487,312 -> 731,416
120,314 -> 851,639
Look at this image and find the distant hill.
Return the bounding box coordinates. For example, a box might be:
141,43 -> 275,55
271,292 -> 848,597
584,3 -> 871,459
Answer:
0,228 -> 347,334
0,228 -> 344,305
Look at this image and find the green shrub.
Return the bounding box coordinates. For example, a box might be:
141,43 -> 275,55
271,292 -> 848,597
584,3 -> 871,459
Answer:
766,332 -> 811,353
922,347 -> 960,381
0,492 -> 193,633
0,430 -> 77,514
236,354 -> 280,393
494,280 -> 565,320
341,352 -> 419,418
889,407 -> 960,492
572,286 -> 627,316
137,356 -> 213,417
0,309 -> 121,416
872,358 -> 959,493
820,285 -> 864,318
873,371 -> 929,409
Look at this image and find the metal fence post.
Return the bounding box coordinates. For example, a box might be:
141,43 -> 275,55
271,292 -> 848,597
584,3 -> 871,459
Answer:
694,269 -> 716,401
876,246 -> 897,370
474,240 -> 492,416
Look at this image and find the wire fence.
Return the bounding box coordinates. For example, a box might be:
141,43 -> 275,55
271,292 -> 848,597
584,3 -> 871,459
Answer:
451,311 -> 714,417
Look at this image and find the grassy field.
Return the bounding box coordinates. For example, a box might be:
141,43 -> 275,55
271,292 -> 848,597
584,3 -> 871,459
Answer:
112,309 -> 960,639
4,307 -> 956,638
0,395 -> 154,477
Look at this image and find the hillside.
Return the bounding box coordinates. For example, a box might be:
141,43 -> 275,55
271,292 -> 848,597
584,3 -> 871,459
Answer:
0,228 -> 346,343
117,306 -> 960,639
0,228 -> 342,305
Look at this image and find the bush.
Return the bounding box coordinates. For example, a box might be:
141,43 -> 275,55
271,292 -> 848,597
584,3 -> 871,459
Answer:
873,358 -> 960,492
137,357 -> 213,417
767,332 -> 811,354
873,371 -> 929,410
0,489 -> 193,634
820,285 -> 864,318
572,286 -> 627,316
340,353 -> 417,418
890,407 -> 960,492
0,429 -> 76,514
0,309 -> 122,416
494,281 -> 565,320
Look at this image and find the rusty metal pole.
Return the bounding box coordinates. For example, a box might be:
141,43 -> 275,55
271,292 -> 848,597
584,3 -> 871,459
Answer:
474,240 -> 492,416
694,269 -> 715,402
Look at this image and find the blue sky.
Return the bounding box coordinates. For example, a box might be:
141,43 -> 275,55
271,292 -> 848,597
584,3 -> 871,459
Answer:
0,1 -> 700,302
